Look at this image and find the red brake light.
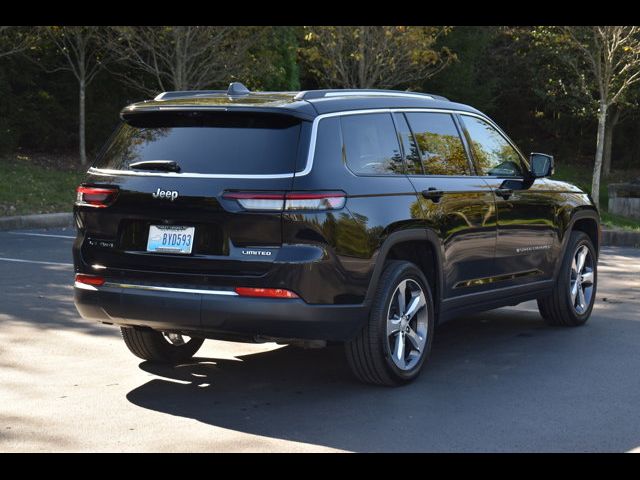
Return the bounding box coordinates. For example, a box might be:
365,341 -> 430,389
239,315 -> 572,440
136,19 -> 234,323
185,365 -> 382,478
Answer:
75,274 -> 105,286
234,287 -> 299,299
76,186 -> 119,208
223,191 -> 346,211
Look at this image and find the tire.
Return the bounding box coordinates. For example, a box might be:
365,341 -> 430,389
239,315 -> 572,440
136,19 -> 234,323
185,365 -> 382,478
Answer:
345,260 -> 435,386
120,327 -> 205,363
537,231 -> 597,327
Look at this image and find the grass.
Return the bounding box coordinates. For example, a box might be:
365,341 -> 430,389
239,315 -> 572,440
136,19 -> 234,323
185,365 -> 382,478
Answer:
553,162 -> 640,232
601,211 -> 640,232
0,158 -> 84,216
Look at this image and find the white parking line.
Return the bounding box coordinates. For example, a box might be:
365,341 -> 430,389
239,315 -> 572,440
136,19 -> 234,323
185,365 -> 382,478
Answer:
7,232 -> 75,239
0,257 -> 73,267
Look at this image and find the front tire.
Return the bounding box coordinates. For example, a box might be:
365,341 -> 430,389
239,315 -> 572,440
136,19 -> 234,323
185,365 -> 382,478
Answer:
537,231 -> 597,326
345,260 -> 435,386
121,327 -> 204,363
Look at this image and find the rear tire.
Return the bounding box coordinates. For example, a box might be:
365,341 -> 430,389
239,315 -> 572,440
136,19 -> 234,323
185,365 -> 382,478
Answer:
120,327 -> 204,363
537,231 -> 597,326
345,260 -> 435,386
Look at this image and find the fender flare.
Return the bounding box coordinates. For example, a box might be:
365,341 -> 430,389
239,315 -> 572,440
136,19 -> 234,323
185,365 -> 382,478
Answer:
363,228 -> 445,312
554,208 -> 600,280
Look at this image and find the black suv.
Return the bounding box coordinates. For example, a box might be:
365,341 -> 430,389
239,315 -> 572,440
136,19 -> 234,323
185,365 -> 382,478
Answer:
73,83 -> 600,386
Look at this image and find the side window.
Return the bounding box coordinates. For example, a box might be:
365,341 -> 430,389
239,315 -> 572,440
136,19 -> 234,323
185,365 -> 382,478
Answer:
340,113 -> 404,175
405,112 -> 470,175
461,115 -> 523,177
393,113 -> 423,175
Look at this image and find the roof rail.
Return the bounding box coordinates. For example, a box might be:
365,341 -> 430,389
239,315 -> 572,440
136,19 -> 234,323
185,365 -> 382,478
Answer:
295,89 -> 449,102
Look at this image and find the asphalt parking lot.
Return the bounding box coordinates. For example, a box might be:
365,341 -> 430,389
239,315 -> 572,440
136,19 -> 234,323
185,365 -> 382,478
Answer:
1,227 -> 639,452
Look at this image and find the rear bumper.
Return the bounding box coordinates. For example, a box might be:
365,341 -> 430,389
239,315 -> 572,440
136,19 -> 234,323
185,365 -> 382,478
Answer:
74,282 -> 368,342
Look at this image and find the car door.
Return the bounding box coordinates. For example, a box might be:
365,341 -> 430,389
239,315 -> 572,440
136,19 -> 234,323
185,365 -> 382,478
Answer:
457,113 -> 559,283
397,111 -> 497,299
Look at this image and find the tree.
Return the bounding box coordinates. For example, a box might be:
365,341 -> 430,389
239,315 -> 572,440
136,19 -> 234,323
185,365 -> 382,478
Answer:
43,26 -> 112,165
0,26 -> 30,59
105,26 -> 262,95
300,26 -> 455,89
535,27 -> 640,209
603,106 -> 622,177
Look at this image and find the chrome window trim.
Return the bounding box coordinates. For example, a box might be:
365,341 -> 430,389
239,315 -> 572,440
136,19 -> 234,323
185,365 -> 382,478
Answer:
87,167 -> 297,179
88,108 -> 502,179
103,283 -> 239,296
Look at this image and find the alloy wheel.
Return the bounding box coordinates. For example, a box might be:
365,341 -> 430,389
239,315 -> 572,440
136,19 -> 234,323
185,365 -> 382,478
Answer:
386,279 -> 428,371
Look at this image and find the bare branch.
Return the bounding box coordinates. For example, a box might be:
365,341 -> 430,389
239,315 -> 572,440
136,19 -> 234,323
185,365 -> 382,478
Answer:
103,26 -> 260,95
0,26 -> 31,58
300,26 -> 455,89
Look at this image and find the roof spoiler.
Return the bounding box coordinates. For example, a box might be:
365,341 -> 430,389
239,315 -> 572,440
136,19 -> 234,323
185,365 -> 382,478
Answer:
154,82 -> 253,101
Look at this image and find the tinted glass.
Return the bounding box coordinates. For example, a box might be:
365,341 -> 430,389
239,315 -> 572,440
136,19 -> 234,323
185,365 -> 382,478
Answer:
405,112 -> 469,175
94,112 -> 302,175
394,113 -> 423,175
461,115 -> 523,177
340,113 -> 403,175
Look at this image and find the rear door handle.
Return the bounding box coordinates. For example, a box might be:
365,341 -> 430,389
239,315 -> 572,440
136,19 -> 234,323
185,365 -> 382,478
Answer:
422,188 -> 444,203
495,188 -> 513,200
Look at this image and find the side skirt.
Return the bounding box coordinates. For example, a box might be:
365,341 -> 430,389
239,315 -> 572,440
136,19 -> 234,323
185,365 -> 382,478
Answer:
438,279 -> 553,323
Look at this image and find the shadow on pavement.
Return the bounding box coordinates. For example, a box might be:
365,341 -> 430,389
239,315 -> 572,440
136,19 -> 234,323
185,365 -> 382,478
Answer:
126,307 -> 640,452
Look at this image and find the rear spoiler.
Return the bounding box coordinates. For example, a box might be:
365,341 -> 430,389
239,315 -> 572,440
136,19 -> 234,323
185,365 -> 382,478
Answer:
120,105 -> 316,123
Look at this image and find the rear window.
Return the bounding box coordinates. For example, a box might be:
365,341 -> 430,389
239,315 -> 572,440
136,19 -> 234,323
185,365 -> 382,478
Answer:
94,112 -> 302,175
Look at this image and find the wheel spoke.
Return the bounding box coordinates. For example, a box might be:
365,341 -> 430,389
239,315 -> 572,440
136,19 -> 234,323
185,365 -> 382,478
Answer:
406,327 -> 422,353
581,270 -> 594,286
393,332 -> 405,366
405,294 -> 425,320
571,280 -> 579,305
396,281 -> 407,316
164,333 -> 186,346
577,284 -> 586,311
571,257 -> 578,276
387,316 -> 402,336
576,247 -> 588,273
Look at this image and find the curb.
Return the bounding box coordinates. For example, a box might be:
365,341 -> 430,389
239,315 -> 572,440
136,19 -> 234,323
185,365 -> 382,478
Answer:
0,212 -> 74,231
602,229 -> 640,248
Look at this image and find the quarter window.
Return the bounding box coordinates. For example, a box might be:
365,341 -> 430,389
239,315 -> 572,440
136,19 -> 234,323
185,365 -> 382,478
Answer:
460,115 -> 523,177
405,113 -> 470,176
340,113 -> 404,175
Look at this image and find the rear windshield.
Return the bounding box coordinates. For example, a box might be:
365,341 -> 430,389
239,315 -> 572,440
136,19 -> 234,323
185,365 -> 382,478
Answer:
93,111 -> 302,175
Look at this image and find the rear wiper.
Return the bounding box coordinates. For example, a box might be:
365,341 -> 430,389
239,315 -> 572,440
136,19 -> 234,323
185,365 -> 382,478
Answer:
129,160 -> 181,172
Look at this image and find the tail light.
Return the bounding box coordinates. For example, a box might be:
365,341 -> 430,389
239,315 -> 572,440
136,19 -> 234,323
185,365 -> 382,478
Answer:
76,186 -> 119,208
75,274 -> 105,286
234,287 -> 299,299
223,191 -> 346,211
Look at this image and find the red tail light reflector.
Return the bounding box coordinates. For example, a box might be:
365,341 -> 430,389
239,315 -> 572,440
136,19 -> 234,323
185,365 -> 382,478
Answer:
75,274 -> 105,286
234,287 -> 299,299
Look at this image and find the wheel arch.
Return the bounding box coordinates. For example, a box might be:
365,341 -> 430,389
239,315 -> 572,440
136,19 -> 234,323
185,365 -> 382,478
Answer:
554,208 -> 600,280
364,229 -> 444,320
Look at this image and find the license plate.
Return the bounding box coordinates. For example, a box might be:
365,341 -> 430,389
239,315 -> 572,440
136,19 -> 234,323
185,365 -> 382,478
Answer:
146,225 -> 195,254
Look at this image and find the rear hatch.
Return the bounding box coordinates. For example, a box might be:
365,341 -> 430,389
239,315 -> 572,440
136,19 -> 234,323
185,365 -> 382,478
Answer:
75,110 -> 307,283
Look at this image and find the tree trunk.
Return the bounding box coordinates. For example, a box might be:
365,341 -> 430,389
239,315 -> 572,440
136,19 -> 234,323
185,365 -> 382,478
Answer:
602,107 -> 621,177
591,100 -> 607,210
79,80 -> 86,166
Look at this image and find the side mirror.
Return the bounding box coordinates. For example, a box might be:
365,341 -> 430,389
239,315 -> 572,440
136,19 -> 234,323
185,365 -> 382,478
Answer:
530,153 -> 554,178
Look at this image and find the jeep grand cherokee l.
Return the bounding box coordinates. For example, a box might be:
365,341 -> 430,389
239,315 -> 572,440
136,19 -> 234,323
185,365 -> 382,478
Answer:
73,83 -> 600,386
